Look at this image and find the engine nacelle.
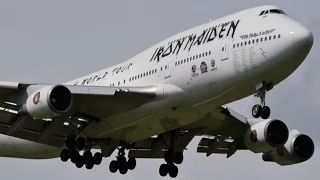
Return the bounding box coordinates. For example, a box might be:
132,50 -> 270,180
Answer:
23,85 -> 72,119
243,119 -> 289,153
262,129 -> 315,166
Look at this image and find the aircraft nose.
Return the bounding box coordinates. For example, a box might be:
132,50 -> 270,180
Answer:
292,26 -> 314,48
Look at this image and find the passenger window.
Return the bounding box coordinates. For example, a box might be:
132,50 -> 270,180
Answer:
196,55 -> 198,59
161,67 -> 163,71
143,73 -> 145,77
118,82 -> 120,85
175,62 -> 177,66
244,41 -> 247,45
184,59 -> 186,63
257,39 -> 259,42
155,69 -> 157,73
241,42 -> 243,46
209,51 -> 211,55
233,44 -> 235,48
149,71 -> 151,74
202,53 -> 205,56
248,41 -> 251,45
265,37 -> 268,41
274,35 -> 276,39
278,34 -> 281,38
206,52 -> 208,56
199,54 -> 202,58
252,39 -> 255,43
123,80 -> 125,84
165,65 -> 167,69
261,38 -> 263,42
180,60 -> 183,64
152,70 -> 155,74
269,36 -> 272,40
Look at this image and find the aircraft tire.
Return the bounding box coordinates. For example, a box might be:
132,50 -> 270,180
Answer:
164,151 -> 174,163
252,104 -> 262,118
66,135 -> 76,149
93,152 -> 103,165
75,137 -> 86,151
159,164 -> 168,177
70,150 -> 80,164
174,152 -> 183,164
119,166 -> 128,175
109,160 -> 118,173
60,149 -> 70,162
168,165 -> 178,178
261,106 -> 271,119
127,157 -> 136,170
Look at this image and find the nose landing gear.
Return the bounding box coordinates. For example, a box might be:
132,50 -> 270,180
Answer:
252,82 -> 273,119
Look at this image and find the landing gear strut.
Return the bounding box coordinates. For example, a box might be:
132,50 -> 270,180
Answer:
60,135 -> 103,170
252,82 -> 273,119
109,147 -> 136,175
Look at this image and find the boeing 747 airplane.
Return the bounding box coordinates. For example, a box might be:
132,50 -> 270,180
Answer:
0,5 -> 314,178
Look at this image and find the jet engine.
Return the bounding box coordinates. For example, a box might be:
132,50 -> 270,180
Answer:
242,119 -> 289,153
262,129 -> 314,166
23,85 -> 72,119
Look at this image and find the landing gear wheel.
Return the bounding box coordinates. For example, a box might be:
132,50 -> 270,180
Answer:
119,165 -> 128,175
109,160 -> 118,173
75,137 -> 86,151
117,156 -> 127,166
60,149 -> 70,162
174,152 -> 183,164
83,151 -> 93,164
252,104 -> 262,118
164,151 -> 174,163
75,156 -> 84,168
159,164 -> 168,177
127,157 -> 136,170
66,135 -> 76,149
168,165 -> 178,178
261,106 -> 271,119
85,162 -> 94,170
93,152 -> 103,165
70,151 -> 80,164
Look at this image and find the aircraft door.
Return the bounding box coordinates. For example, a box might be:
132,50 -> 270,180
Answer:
164,57 -> 172,80
221,37 -> 231,61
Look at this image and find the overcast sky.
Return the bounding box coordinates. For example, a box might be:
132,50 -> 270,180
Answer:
0,0 -> 319,179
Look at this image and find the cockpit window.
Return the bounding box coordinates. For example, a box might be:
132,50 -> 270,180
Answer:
260,9 -> 286,16
270,9 -> 284,14
259,11 -> 265,16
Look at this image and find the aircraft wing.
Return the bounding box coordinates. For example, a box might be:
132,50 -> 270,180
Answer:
125,106 -> 250,159
0,81 -> 158,147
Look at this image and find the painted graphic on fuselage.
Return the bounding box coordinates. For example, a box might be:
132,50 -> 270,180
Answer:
239,29 -> 276,40
73,63 -> 133,85
150,20 -> 241,63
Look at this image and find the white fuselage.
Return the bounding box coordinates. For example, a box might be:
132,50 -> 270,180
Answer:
0,5 -> 314,159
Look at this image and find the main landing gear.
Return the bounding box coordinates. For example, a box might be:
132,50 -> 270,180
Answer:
59,135 -> 103,169
252,82 -> 273,119
159,151 -> 183,178
158,130 -> 184,178
109,147 -> 136,175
